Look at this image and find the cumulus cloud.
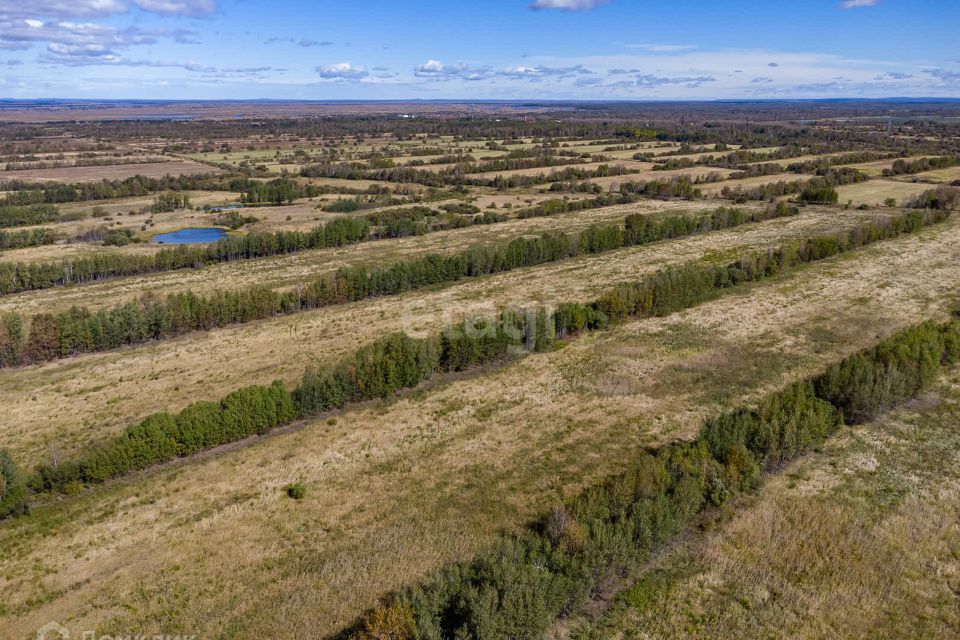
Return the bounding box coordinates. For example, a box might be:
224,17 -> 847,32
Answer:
0,19 -> 166,59
0,1 -> 127,19
414,59 -> 493,81
841,0 -> 879,8
634,74 -> 715,88
530,0 -> 608,11
316,61 -> 368,80
497,63 -> 588,79
0,0 -> 217,18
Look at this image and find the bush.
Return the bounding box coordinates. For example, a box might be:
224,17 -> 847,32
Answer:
286,483 -> 306,500
0,449 -> 29,519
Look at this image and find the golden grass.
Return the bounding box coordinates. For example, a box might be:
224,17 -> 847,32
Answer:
577,370 -> 960,639
0,208 -> 957,640
0,205 -> 872,466
0,198 -> 715,315
0,161 -> 215,183
835,179 -> 934,206
699,173 -> 813,196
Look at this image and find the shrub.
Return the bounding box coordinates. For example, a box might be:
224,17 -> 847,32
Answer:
0,449 -> 29,519
286,483 -> 307,500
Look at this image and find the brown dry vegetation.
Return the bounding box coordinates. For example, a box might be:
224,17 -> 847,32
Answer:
0,198 -> 721,315
575,370 -> 960,640
0,206 -> 957,640
0,160 -> 215,183
0,204 -> 882,465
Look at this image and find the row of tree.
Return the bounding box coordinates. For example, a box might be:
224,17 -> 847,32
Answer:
10,206 -> 949,503
0,226 -> 60,250
0,205 -> 798,367
721,167 -> 869,202
345,314 -> 960,640
0,204 -> 59,228
0,217 -> 370,296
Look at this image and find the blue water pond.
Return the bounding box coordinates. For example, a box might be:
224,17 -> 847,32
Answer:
151,227 -> 227,244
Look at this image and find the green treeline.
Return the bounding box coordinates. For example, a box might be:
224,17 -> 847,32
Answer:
0,205 -> 795,367
721,167 -> 868,202
15,206 -> 949,503
0,227 -> 60,250
0,449 -> 29,519
0,204 -> 60,228
884,156 -> 959,177
343,315 -> 960,640
0,217 -> 370,297
0,174 -> 230,206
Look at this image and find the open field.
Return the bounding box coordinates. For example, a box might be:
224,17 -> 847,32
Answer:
700,172 -> 811,195
910,165 -> 960,183
836,179 -> 935,206
0,160 -> 216,183
1,103 -> 959,640
1,205 -> 958,640
0,199 -> 717,314
0,204 -> 884,464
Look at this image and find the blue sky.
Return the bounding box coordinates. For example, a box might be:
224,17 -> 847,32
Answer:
0,0 -> 958,99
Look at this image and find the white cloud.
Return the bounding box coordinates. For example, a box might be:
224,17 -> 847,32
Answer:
0,0 -> 216,18
0,1 -> 127,19
414,59 -> 494,81
132,0 -> 216,15
530,0 -> 608,11
316,62 -> 368,80
841,0 -> 879,8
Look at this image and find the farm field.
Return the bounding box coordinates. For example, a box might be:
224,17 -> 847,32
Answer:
0,160 -> 216,183
835,179 -> 935,206
0,101 -> 959,640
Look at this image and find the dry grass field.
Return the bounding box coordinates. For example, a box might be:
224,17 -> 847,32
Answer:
835,179 -> 934,206
1,204 -> 882,465
576,370 -> 960,640
1,106 -> 959,640
700,173 -> 812,195
1,206 -> 957,640
0,160 -> 216,183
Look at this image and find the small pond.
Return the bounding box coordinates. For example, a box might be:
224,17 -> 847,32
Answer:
151,227 -> 227,244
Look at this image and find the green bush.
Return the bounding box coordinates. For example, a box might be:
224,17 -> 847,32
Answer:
286,483 -> 307,500
0,449 -> 29,519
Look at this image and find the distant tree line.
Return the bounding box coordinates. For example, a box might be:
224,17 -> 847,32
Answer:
884,156 -> 959,176
0,204 -> 60,228
0,204 -> 801,368
721,168 -> 868,202
0,226 -> 60,249
0,217 -> 369,296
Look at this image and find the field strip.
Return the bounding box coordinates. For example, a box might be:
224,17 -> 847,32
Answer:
1,210 -> 958,639
0,207 -> 882,464
0,200 -> 716,316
